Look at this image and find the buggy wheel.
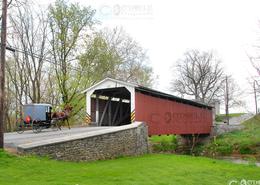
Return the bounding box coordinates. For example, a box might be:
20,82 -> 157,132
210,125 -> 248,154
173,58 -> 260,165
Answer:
32,121 -> 41,133
16,120 -> 24,134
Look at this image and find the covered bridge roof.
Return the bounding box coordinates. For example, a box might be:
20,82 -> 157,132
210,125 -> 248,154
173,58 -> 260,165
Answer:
135,86 -> 212,109
83,78 -> 212,109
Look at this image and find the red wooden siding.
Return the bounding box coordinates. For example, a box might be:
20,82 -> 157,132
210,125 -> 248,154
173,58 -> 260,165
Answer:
135,92 -> 213,135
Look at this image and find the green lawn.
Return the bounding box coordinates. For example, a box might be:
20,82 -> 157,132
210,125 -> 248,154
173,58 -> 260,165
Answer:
203,115 -> 260,157
1,150 -> 260,185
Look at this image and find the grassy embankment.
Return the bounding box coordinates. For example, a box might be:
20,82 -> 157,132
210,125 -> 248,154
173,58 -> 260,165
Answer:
201,115 -> 260,159
149,114 -> 260,160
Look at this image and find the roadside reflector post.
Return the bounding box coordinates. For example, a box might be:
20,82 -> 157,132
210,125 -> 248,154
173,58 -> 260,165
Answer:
96,94 -> 99,126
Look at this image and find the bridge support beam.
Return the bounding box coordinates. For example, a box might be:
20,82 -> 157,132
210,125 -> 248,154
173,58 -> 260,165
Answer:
176,134 -> 211,154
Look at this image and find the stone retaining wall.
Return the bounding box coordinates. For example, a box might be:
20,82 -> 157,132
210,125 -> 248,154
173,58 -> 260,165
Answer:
17,122 -> 149,161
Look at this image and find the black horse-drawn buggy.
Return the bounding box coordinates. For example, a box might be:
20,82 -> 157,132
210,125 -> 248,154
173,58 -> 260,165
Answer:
16,104 -> 71,134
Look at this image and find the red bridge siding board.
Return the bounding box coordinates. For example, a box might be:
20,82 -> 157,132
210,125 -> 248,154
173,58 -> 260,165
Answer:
135,92 -> 212,135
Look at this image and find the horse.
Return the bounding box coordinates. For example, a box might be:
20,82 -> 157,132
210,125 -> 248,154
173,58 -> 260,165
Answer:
52,105 -> 73,129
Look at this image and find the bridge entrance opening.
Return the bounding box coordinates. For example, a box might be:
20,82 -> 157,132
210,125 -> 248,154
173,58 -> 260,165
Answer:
91,87 -> 131,126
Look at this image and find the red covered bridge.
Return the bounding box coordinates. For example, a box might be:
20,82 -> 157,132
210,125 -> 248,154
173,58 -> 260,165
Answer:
83,78 -> 213,136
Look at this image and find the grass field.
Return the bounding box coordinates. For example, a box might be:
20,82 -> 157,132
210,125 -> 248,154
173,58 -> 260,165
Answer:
202,115 -> 260,158
1,150 -> 260,185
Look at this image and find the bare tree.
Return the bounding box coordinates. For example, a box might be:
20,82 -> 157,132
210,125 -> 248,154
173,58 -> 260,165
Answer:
4,61 -> 18,131
171,49 -> 224,104
222,75 -> 245,124
6,55 -> 28,114
247,29 -> 260,113
8,3 -> 49,103
0,0 -> 25,21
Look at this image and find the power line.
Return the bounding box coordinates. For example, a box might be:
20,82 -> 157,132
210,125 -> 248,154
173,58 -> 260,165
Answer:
7,45 -> 84,73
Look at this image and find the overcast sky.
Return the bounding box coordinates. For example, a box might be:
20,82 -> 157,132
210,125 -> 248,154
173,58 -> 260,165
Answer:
40,0 -> 260,113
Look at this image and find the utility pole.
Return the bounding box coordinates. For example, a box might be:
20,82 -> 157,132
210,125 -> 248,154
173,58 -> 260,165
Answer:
254,80 -> 258,115
225,76 -> 229,125
0,0 -> 8,148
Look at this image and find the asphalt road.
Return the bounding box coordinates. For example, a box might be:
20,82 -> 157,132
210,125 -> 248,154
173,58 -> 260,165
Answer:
4,126 -> 112,148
